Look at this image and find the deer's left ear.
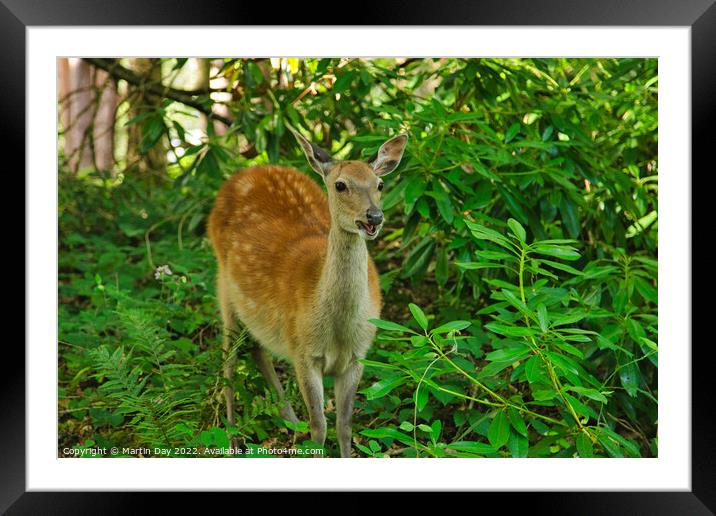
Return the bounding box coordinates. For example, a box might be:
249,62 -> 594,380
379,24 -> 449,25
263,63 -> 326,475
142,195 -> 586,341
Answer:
368,134 -> 408,176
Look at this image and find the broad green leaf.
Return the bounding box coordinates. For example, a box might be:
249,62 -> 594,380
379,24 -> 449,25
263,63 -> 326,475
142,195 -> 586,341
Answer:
408,303 -> 428,331
368,319 -> 414,333
507,218 -> 527,243
508,407 -> 528,437
537,304 -> 549,332
525,356 -> 547,384
414,387 -> 429,412
576,433 -> 594,457
634,277 -> 658,303
362,376 -> 406,400
538,258 -> 584,276
360,428 -> 414,447
564,393 -> 597,421
431,320 -> 472,334
456,262 -> 505,271
619,360 -> 641,397
532,244 -> 581,261
505,122 -> 521,143
508,429 -> 529,458
399,421 -> 414,432
568,386 -> 608,403
501,288 -> 535,319
431,420 -> 442,441
486,345 -> 532,363
447,441 -> 495,455
488,410 -> 510,449
484,323 -> 538,337
464,220 -> 514,250
597,432 -> 624,458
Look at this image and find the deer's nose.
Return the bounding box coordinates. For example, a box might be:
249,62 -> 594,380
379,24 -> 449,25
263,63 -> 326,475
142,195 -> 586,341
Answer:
366,207 -> 384,226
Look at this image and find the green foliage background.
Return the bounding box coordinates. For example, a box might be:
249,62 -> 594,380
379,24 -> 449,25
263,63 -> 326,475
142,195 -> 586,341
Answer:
59,57 -> 658,458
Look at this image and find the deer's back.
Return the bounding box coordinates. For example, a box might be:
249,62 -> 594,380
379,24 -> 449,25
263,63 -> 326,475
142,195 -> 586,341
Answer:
209,165 -> 330,259
208,166 -> 332,355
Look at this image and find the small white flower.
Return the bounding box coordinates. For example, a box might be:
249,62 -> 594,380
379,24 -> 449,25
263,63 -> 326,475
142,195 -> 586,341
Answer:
154,264 -> 173,280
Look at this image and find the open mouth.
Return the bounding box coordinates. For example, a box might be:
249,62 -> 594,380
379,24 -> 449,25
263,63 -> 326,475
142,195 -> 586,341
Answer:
355,220 -> 378,237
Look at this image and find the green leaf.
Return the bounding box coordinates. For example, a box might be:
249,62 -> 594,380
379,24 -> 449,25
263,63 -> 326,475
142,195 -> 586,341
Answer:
507,218 -> 527,243
568,386 -> 608,403
431,420 -> 442,441
484,323 -> 538,337
404,177 -> 426,213
501,288 -> 535,319
362,376 -> 406,400
505,122 -> 521,143
431,320 -> 472,334
447,441 -> 495,455
464,219 -> 514,250
456,262 -> 505,271
360,428 -> 414,447
486,345 -> 532,363
537,304 -> 549,332
597,432 -> 624,458
414,387 -> 429,412
576,433 -> 594,458
634,277 -> 658,303
408,303 -> 428,331
488,410 -> 510,449
525,356 -> 547,384
619,360 -> 641,397
532,244 -> 581,261
402,239 -> 435,279
368,319 -> 414,333
431,190 -> 455,224
210,427 -> 230,449
508,429 -> 529,458
508,407 -> 528,437
538,259 -> 584,276
563,393 -> 596,421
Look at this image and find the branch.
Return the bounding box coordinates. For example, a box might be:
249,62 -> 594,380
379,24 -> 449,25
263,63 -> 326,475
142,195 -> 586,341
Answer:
84,58 -> 233,126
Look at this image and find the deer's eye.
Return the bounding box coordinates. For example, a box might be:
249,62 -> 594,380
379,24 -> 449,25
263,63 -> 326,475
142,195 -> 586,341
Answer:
377,182 -> 384,192
335,181 -> 347,192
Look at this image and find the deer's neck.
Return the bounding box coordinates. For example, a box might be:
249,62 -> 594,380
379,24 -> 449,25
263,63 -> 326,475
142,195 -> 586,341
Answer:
316,223 -> 369,319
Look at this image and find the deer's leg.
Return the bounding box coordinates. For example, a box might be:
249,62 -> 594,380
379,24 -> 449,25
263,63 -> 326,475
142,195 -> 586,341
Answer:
334,359 -> 363,458
295,358 -> 326,451
251,346 -> 299,424
217,271 -> 238,426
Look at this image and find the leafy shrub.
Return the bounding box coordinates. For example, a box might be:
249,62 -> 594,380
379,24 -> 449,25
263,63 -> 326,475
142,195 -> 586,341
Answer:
360,218 -> 655,457
58,57 -> 657,457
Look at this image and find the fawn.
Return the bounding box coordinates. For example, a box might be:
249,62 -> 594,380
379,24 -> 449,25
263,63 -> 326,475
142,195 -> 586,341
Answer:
207,128 -> 408,457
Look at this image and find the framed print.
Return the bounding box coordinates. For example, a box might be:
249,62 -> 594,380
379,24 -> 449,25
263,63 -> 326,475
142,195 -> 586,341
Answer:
6,0 -> 713,512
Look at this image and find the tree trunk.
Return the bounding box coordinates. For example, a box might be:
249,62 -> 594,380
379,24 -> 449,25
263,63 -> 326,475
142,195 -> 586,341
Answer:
126,58 -> 166,175
93,69 -> 118,172
59,58 -> 94,171
58,58 -> 118,173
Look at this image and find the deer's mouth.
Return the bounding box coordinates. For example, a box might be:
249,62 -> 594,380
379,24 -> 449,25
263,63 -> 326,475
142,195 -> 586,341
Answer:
355,220 -> 378,238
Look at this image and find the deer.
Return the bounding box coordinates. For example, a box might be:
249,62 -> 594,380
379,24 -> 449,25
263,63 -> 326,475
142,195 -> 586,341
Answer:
207,128 -> 408,457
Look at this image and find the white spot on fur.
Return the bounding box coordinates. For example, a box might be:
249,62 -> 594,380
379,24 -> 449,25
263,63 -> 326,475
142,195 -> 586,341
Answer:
236,181 -> 254,195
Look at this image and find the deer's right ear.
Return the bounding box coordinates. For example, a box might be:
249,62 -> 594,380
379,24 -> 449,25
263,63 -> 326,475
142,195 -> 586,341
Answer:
289,127 -> 333,178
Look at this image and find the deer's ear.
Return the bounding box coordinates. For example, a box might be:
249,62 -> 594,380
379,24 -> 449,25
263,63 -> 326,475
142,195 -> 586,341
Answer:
289,127 -> 333,177
368,134 -> 408,176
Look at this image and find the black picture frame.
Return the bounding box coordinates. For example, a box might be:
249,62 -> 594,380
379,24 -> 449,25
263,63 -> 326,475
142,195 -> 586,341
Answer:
6,0 -> 711,513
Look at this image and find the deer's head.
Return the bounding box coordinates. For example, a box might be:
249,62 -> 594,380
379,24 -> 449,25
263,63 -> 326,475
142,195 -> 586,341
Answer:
291,128 -> 408,240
